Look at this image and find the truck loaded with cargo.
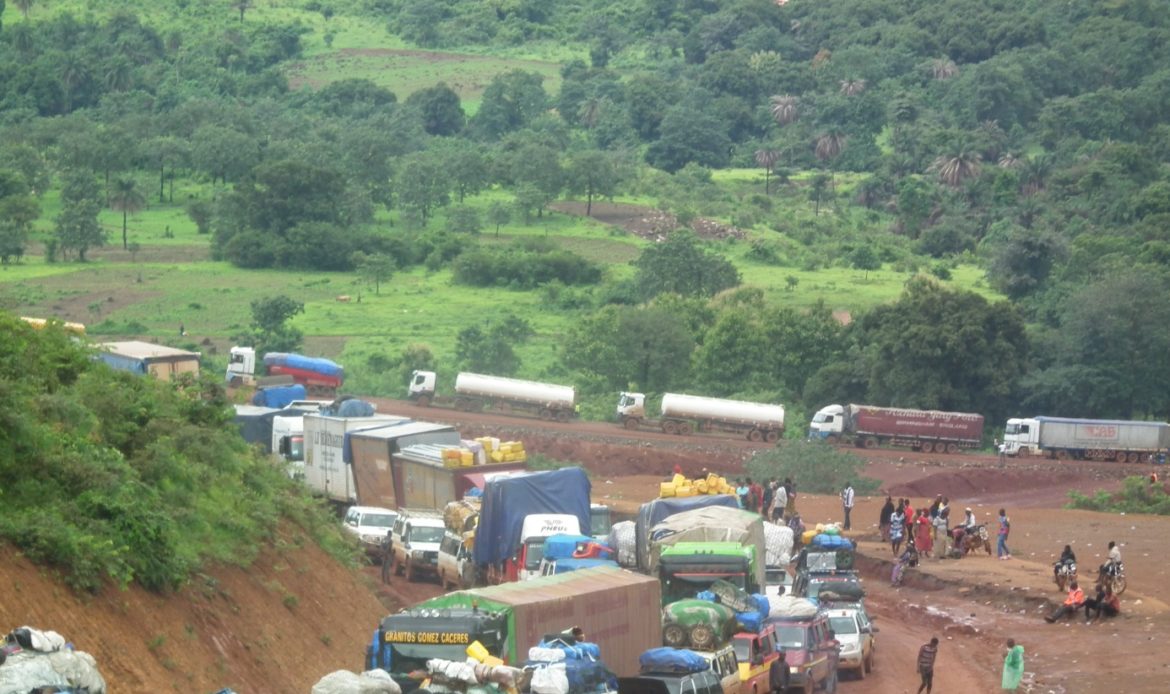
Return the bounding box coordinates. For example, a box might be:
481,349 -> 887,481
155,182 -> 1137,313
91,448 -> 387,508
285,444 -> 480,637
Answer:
409,370 -> 578,422
226,346 -> 344,398
1003,416 -> 1170,462
808,403 -> 984,452
473,467 -> 592,584
646,506 -> 767,604
617,393 -> 785,442
634,496 -> 741,574
367,565 -> 662,691
302,411 -> 411,504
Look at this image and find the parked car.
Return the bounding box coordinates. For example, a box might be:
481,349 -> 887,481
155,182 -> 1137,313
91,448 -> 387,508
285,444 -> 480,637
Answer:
438,530 -> 474,590
693,645 -> 742,694
389,508 -> 445,582
792,572 -> 864,604
767,613 -> 835,694
824,607 -> 874,679
619,670 -> 724,694
731,625 -> 785,694
342,505 -> 397,558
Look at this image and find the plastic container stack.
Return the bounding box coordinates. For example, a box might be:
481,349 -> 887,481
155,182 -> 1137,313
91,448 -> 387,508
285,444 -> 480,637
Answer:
658,473 -> 734,498
474,437 -> 528,464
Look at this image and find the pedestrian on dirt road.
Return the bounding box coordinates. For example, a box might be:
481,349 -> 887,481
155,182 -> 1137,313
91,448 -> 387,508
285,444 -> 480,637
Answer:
916,636 -> 939,694
1001,638 -> 1024,691
762,479 -> 775,519
934,497 -> 950,543
823,629 -> 841,693
749,477 -> 764,514
890,501 -> 906,555
380,530 -> 393,584
783,477 -> 796,516
735,479 -> 748,509
997,508 -> 1012,560
915,509 -> 934,558
879,496 -> 894,541
840,482 -> 855,530
772,482 -> 788,522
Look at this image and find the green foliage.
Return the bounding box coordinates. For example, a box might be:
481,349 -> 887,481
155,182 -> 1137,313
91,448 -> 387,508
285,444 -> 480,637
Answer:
633,231 -> 740,300
455,315 -> 533,375
54,170 -> 105,262
562,304 -> 695,392
452,244 -> 601,289
0,313 -> 355,593
745,441 -> 879,496
233,295 -> 304,355
1067,476 -> 1170,516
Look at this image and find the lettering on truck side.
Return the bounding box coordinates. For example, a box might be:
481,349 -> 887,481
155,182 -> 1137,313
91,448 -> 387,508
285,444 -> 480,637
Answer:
383,631 -> 472,645
538,521 -> 572,534
1075,424 -> 1119,441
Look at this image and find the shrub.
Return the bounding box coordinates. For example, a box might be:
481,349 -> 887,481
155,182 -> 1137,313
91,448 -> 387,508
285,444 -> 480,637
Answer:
745,441 -> 879,495
1067,476 -> 1170,515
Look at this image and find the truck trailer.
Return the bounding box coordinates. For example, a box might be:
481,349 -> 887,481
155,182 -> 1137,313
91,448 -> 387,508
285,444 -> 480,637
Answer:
617,392 -> 785,442
302,413 -> 410,504
408,370 -> 577,421
1004,416 -> 1170,462
808,403 -> 984,453
368,565 -> 662,690
226,346 -> 343,398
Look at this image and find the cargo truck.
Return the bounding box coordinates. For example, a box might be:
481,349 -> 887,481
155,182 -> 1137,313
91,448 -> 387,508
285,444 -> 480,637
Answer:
474,467 -> 592,584
808,403 -> 984,453
226,346 -> 343,398
1003,416 -> 1170,462
367,565 -> 662,691
635,496 -> 741,574
617,393 -> 785,443
408,370 -> 578,421
302,412 -> 410,504
647,506 -> 767,597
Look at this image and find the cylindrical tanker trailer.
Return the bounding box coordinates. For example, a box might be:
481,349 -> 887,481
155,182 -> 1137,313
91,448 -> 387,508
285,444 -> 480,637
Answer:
408,370 -> 577,421
616,391 -> 785,442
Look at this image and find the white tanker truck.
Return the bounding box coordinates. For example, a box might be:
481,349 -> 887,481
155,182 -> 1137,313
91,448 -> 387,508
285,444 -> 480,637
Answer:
616,392 -> 785,442
408,370 -> 578,422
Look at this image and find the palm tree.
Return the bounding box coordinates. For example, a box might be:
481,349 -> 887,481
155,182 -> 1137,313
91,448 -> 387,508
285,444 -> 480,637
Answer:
769,95 -> 799,126
1019,154 -> 1053,196
754,149 -> 781,195
109,178 -> 146,250
931,58 -> 959,80
104,57 -> 134,93
15,0 -> 36,19
59,55 -> 89,114
997,153 -> 1021,169
815,131 -> 847,164
577,97 -> 605,129
232,0 -> 253,22
840,79 -> 867,96
929,149 -> 982,187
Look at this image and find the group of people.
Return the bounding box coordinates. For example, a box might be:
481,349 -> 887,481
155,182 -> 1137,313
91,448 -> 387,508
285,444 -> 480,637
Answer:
1045,541 -> 1124,623
915,636 -> 1026,693
879,495 -> 951,557
731,475 -> 798,521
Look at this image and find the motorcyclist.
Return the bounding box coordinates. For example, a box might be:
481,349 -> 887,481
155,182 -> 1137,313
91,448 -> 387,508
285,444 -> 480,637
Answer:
1097,541 -> 1122,584
1053,544 -> 1076,581
951,507 -> 977,549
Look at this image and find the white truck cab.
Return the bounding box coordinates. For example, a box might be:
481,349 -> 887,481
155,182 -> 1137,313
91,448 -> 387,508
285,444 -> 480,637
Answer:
226,346 -> 257,385
409,370 -> 438,400
808,404 -> 846,440
617,392 -> 646,419
1002,417 -> 1039,456
519,514 -> 582,581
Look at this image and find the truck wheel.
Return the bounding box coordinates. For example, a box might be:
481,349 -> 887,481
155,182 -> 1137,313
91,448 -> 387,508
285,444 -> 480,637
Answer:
405,561 -> 415,583
921,441 -> 934,454
946,442 -> 959,454
825,435 -> 839,445
663,624 -> 688,648
748,429 -> 764,442
1055,449 -> 1069,460
677,421 -> 694,436
863,437 -> 878,449
623,417 -> 640,430
1127,451 -> 1140,464
415,395 -> 432,407
555,409 -> 571,423
663,420 -> 678,435
454,397 -> 469,411
765,430 -> 780,443
689,624 -> 716,649
539,409 -> 553,421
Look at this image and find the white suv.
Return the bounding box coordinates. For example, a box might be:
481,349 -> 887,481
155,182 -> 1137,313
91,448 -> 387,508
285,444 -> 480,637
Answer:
825,607 -> 875,679
389,509 -> 446,582
438,530 -> 475,590
342,506 -> 397,558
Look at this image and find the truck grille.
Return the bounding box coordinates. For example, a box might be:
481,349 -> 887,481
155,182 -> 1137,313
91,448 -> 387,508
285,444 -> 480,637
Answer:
426,551 -> 438,564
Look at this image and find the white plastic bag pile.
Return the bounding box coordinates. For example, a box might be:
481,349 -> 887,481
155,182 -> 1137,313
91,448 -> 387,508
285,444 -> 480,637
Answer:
310,669 -> 401,694
0,626 -> 106,694
425,658 -> 524,690
608,521 -> 636,568
529,663 -> 569,694
763,522 -> 794,567
765,595 -> 818,620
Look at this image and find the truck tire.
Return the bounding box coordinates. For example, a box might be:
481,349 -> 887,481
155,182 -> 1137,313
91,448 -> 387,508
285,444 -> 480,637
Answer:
689,624 -> 716,649
946,442 -> 959,454
1055,449 -> 1069,460
825,435 -> 839,445
863,437 -> 878,449
539,409 -> 553,421
663,420 -> 679,435
663,624 -> 688,648
921,441 -> 934,453
748,429 -> 764,442
555,409 -> 571,423
454,397 -> 470,411
624,417 -> 641,430
765,430 -> 780,443
415,395 -> 432,407
677,421 -> 694,436
1127,451 -> 1140,464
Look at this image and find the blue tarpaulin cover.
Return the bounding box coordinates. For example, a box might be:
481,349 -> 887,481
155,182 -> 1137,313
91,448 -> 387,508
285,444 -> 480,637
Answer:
543,534 -> 596,560
638,648 -> 709,674
251,384 -> 307,408
263,352 -> 345,378
472,468 -> 591,565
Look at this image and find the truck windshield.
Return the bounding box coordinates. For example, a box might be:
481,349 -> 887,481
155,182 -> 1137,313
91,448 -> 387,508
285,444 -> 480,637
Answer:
409,526 -> 444,543
619,394 -> 634,407
812,412 -> 833,423
524,539 -> 546,570
732,639 -> 751,664
591,508 -> 612,537
287,436 -> 304,462
363,513 -> 396,528
1005,423 -> 1019,435
828,616 -> 858,635
661,572 -> 746,603
773,625 -> 807,649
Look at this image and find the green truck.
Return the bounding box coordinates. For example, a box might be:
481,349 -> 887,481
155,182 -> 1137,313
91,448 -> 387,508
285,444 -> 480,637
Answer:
658,542 -> 761,605
368,566 -> 662,690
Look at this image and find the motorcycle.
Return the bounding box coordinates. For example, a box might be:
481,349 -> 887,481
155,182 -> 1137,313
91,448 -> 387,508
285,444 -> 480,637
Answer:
1054,560 -> 1077,592
951,524 -> 992,557
1101,561 -> 1127,596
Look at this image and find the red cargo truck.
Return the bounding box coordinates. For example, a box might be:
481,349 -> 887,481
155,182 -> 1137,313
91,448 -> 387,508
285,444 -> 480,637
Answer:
809,403 -> 984,453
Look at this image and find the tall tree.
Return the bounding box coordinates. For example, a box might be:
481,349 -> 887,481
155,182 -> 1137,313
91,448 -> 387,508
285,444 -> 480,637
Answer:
109,178 -> 145,250
54,170 -> 105,262
232,0 -> 253,22
565,150 -> 622,216
769,94 -> 799,126
351,252 -> 395,296
754,149 -> 781,195
633,231 -> 741,300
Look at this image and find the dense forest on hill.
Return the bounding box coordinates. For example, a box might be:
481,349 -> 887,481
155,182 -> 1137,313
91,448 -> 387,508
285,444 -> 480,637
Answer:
1,0 -> 1169,426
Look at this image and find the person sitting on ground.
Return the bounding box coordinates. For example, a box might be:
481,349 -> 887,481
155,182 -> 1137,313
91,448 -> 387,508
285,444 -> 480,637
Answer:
1053,545 -> 1077,581
1084,585 -> 1120,622
1045,580 -> 1086,622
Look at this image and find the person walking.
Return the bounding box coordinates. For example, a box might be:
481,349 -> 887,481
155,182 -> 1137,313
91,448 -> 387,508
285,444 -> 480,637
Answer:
997,508 -> 1012,560
840,482 -> 855,530
916,636 -> 939,694
379,530 -> 394,584
783,477 -> 797,517
773,482 -> 788,522
823,629 -> 841,693
915,509 -> 934,558
1001,639 -> 1024,691
735,479 -> 749,509
879,496 -> 894,542
889,501 -> 906,555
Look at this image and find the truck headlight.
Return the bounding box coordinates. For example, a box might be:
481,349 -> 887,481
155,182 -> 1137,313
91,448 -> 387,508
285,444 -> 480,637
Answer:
789,667 -> 799,674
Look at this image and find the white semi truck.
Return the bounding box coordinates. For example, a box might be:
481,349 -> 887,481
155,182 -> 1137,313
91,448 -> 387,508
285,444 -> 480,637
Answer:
302,412 -> 410,504
408,370 -> 577,421
1003,416 -> 1170,462
616,392 -> 785,442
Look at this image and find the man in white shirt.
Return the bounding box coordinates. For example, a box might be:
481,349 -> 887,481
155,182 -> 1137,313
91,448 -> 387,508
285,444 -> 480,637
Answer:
1098,541 -> 1122,583
841,483 -> 855,530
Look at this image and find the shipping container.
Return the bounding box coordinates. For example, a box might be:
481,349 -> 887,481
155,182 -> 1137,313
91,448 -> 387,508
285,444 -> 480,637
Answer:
390,443 -> 525,509
302,413 -> 410,504
414,566 -> 662,676
346,422 -> 461,507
